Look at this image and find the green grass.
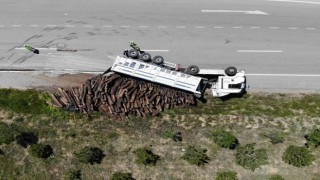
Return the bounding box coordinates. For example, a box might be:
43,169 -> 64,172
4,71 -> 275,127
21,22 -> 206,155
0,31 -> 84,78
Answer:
167,93 -> 320,118
0,89 -> 320,179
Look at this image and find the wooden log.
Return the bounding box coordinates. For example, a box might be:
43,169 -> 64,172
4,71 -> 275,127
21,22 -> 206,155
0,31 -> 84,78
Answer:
50,94 -> 63,107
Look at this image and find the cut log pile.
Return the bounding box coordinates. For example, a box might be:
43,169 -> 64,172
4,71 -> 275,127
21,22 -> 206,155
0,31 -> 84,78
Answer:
51,73 -> 197,118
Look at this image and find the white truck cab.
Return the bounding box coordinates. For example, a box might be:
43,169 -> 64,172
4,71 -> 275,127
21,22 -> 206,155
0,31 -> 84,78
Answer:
111,56 -> 247,98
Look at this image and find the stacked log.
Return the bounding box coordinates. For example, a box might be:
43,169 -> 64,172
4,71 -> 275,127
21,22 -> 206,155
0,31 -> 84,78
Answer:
51,73 -> 197,118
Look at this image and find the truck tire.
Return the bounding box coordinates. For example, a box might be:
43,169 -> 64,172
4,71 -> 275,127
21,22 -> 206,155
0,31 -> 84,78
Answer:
186,65 -> 199,75
128,49 -> 139,59
140,53 -> 151,62
225,66 -> 237,76
152,56 -> 164,65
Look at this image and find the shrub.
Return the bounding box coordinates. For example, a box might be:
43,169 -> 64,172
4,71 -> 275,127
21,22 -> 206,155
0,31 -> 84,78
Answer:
110,172 -> 135,180
305,129 -> 320,147
74,147 -> 105,165
269,174 -> 285,180
216,171 -> 238,180
15,132 -> 38,148
0,148 -> 3,155
262,131 -> 285,144
133,147 -> 160,166
0,122 -> 15,145
181,146 -> 209,166
235,143 -> 268,171
28,143 -> 53,159
64,170 -> 81,180
208,130 -> 239,149
282,145 -> 314,167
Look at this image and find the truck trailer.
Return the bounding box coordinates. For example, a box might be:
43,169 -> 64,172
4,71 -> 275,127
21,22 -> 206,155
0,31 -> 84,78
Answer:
111,56 -> 247,98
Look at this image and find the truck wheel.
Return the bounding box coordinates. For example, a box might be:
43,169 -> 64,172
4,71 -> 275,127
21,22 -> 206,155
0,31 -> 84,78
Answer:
186,65 -> 199,75
225,66 -> 237,76
128,49 -> 139,59
152,56 -> 164,65
140,53 -> 151,62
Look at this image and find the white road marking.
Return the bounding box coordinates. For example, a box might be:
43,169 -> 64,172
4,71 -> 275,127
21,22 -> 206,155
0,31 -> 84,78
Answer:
107,55 -> 116,60
237,50 -> 283,53
247,73 -> 320,77
266,0 -> 320,5
120,25 -> 130,28
305,27 -> 316,30
30,25 -> 39,27
288,27 -> 298,29
195,26 -> 205,28
15,47 -> 58,50
102,25 -> 112,28
141,50 -> 170,52
158,26 -> 168,28
269,27 -> 280,29
139,26 -> 149,28
176,26 -> 186,28
233,26 -> 242,29
201,10 -> 269,15
12,25 -> 22,27
214,26 -> 224,28
250,26 -> 261,29
0,25 -> 4,27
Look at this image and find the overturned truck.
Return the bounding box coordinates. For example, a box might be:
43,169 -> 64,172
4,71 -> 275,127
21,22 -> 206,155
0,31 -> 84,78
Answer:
111,48 -> 247,98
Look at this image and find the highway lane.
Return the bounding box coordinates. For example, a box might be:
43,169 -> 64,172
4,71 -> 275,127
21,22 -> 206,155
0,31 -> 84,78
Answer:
0,0 -> 319,91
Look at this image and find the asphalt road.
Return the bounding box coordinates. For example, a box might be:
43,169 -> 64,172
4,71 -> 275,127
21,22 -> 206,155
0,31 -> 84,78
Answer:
0,0 -> 319,91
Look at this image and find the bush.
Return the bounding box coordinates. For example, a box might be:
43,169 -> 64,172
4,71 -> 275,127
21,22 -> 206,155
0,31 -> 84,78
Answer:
74,147 -> 105,165
0,148 -> 3,155
0,122 -> 15,145
133,147 -> 160,166
28,143 -> 53,159
282,145 -> 314,167
305,129 -> 320,147
208,130 -> 239,149
64,170 -> 81,180
235,143 -> 268,171
216,171 -> 238,180
110,172 -> 135,180
181,146 -> 209,166
269,174 -> 285,180
262,131 -> 285,144
15,132 -> 38,148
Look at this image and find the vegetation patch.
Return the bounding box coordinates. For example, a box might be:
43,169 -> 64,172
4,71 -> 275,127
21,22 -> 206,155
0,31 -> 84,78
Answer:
305,128 -> 320,148
28,143 -> 53,159
208,129 -> 239,149
74,147 -> 105,165
0,89 -> 49,115
0,122 -> 15,145
64,170 -> 81,180
15,132 -> 38,148
269,174 -> 285,180
181,146 -> 209,166
215,171 -> 238,180
133,146 -> 160,166
261,131 -> 286,144
235,143 -> 268,171
110,172 -> 135,180
282,145 -> 314,167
